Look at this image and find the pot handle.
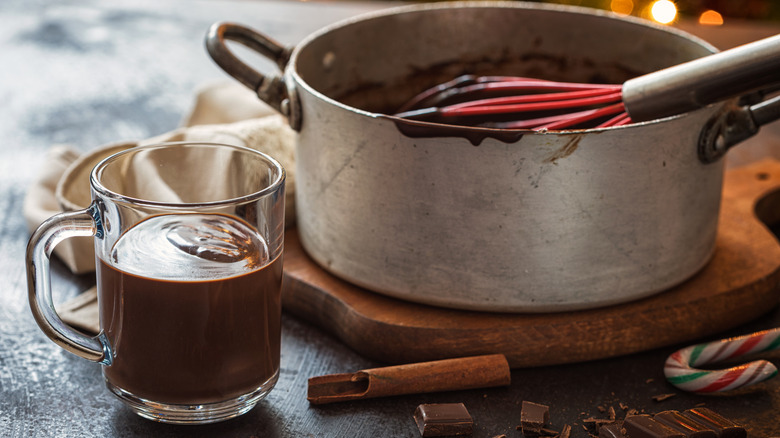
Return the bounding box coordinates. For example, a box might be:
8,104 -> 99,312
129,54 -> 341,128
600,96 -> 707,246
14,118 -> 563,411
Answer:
624,34 -> 780,123
205,22 -> 302,130
698,91 -> 780,163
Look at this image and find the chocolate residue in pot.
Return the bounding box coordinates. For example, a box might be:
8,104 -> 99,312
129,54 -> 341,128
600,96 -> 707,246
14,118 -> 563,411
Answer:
335,55 -> 642,116
519,52 -> 569,73
336,53 -> 644,144
385,115 -> 526,146
544,134 -> 584,163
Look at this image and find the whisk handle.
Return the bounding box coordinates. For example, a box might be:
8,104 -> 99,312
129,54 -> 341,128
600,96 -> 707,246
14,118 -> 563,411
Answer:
622,33 -> 780,123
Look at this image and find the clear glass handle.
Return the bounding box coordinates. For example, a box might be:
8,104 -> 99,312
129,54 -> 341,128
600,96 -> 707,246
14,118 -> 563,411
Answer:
25,204 -> 112,365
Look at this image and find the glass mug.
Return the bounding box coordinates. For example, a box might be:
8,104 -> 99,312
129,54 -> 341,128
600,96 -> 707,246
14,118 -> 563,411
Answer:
26,142 -> 285,424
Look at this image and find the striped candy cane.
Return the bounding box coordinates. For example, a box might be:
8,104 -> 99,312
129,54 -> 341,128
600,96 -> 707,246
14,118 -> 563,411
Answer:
664,328 -> 780,393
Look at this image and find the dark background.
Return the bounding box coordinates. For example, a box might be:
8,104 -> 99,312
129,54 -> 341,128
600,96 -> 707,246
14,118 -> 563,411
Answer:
2,0 -> 780,436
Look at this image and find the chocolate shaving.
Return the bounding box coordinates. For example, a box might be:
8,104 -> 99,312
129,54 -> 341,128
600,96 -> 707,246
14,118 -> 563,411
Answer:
651,393 -> 676,402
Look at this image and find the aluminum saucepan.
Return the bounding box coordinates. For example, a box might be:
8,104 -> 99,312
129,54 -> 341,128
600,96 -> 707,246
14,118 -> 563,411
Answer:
206,2 -> 780,312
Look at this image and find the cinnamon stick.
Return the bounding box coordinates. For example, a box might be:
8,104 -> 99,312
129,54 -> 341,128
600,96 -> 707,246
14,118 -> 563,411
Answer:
307,354 -> 510,404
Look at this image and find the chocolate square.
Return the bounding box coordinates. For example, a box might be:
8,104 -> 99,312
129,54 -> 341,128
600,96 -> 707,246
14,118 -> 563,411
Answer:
624,414 -> 685,438
654,411 -> 717,438
681,408 -> 746,438
414,403 -> 473,437
520,401 -> 549,435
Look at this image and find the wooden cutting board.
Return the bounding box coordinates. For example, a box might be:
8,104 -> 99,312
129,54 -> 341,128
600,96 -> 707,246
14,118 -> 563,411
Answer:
282,159 -> 780,368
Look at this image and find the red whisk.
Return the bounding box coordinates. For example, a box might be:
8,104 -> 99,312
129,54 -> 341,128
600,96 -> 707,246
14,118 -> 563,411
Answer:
396,76 -> 629,129
394,34 -> 780,131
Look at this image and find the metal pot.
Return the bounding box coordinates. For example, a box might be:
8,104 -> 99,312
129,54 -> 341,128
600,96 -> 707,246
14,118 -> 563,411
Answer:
206,2 -> 778,312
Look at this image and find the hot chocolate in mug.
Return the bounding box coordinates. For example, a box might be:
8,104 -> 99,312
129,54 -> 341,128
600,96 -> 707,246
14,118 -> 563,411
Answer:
26,142 -> 285,424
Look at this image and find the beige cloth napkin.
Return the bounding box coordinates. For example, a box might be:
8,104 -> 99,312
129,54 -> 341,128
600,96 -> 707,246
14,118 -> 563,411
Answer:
23,80 -> 297,275
25,80 -> 297,333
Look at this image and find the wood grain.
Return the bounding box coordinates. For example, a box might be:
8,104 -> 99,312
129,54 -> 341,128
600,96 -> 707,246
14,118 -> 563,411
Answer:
282,159 -> 780,368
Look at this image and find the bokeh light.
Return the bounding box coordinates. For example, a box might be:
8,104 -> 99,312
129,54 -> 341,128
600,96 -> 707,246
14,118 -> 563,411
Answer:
650,0 -> 678,24
610,0 -> 634,16
699,9 -> 724,25
539,0 -> 777,22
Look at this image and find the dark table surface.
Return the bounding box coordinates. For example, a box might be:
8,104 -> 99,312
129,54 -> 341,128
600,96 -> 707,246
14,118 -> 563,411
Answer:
3,1 -> 780,436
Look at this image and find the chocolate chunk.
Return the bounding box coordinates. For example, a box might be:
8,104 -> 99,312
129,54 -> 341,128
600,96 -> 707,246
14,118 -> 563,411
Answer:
414,403 -> 473,437
521,401 -> 550,435
681,408 -> 746,438
584,417 -> 617,430
624,414 -> 685,438
600,423 -> 627,438
654,411 -> 717,438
